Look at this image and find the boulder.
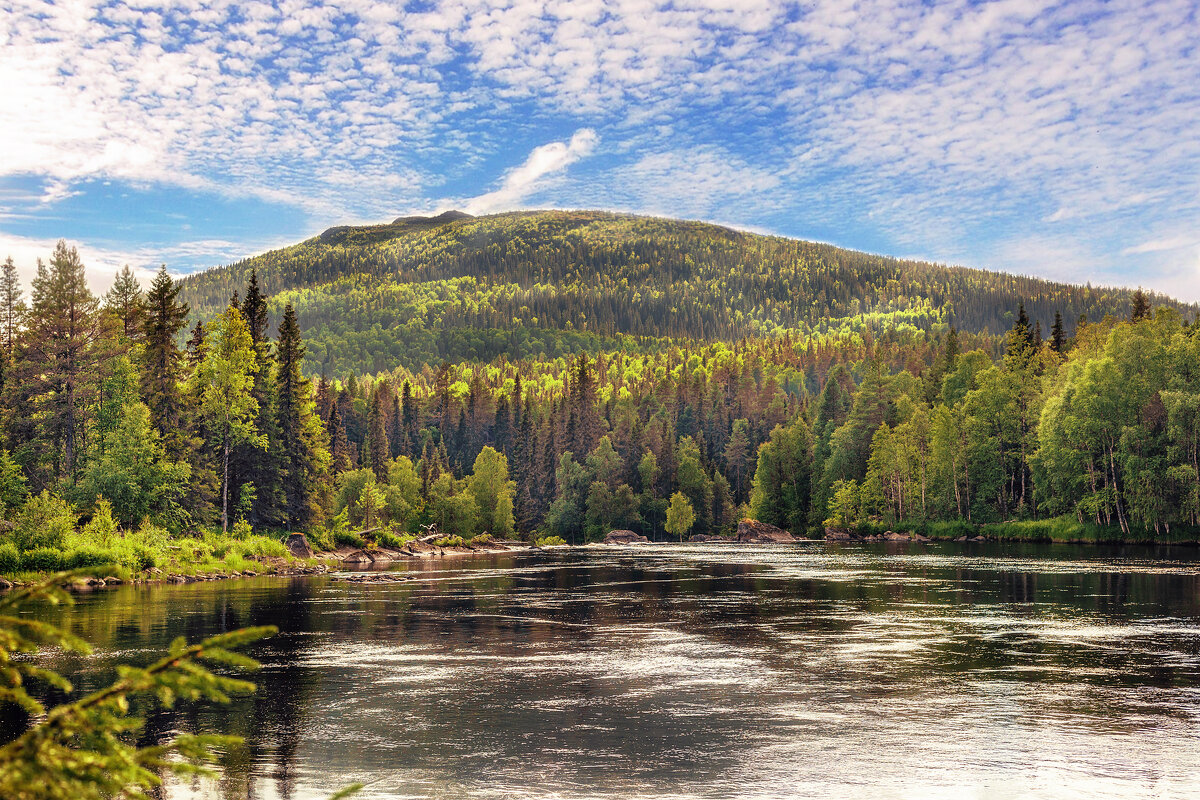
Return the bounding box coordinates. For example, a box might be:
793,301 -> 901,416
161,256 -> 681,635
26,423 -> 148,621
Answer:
737,519 -> 798,543
689,533 -> 723,543
604,530 -> 649,544
341,549 -> 375,564
286,533 -> 314,558
883,531 -> 911,541
824,527 -> 856,541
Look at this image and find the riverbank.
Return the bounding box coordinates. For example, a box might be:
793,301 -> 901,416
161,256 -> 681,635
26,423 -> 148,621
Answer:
0,534 -> 543,589
837,515 -> 1200,545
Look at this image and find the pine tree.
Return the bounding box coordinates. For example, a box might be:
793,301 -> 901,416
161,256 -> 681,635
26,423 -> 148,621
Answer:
140,266 -> 190,454
366,385 -> 389,481
234,270 -> 283,528
1,256 -> 25,355
105,265 -> 144,341
16,242 -> 104,480
1130,288 -> 1151,322
1051,311 -> 1066,353
328,401 -> 351,474
275,302 -> 328,527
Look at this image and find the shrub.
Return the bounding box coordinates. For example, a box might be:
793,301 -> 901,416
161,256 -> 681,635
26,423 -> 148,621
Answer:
82,499 -> 120,545
132,544 -> 159,571
432,535 -> 465,547
21,547 -> 66,572
372,529 -> 412,549
535,535 -> 567,547
14,492 -> 75,551
470,533 -> 494,546
333,530 -> 366,549
65,547 -> 115,569
230,518 -> 253,540
0,542 -> 20,573
306,528 -> 334,552
235,537 -> 287,559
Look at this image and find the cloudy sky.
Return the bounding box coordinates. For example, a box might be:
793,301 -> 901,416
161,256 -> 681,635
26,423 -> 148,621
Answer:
2,0 -> 1198,299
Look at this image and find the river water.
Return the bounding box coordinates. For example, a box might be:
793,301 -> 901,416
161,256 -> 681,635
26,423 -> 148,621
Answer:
25,542 -> 1200,799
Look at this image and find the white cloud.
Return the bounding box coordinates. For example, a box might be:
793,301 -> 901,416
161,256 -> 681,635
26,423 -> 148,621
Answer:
463,129 -> 599,214
0,0 -> 1198,299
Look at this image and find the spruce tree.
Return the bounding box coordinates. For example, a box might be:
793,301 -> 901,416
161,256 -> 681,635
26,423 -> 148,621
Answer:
275,302 -> 327,527
140,266 -> 189,454
1,256 -> 25,355
17,242 -> 104,480
366,386 -> 389,481
105,265 -> 144,341
1051,311 -> 1066,353
1130,288 -> 1151,322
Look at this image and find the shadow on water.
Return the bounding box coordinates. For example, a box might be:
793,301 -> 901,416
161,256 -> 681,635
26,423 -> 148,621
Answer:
16,542 -> 1200,799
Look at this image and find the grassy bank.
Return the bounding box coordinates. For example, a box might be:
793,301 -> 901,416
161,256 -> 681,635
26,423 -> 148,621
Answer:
0,493 -> 323,584
850,516 -> 1200,545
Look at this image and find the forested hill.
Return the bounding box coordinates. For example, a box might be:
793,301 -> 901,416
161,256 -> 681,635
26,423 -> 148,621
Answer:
177,210 -> 1188,375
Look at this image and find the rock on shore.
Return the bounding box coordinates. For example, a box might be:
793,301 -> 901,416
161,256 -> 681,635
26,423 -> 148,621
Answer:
736,519 -> 798,543
604,530 -> 650,544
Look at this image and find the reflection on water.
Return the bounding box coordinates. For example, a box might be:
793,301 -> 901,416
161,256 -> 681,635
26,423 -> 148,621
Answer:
25,542 -> 1200,798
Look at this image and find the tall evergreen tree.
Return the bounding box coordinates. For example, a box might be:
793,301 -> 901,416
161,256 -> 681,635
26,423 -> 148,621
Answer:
366,385 -> 389,481
105,265 -> 144,341
16,242 -> 104,480
275,302 -> 327,528
140,266 -> 190,454
1130,288 -> 1151,322
1,256 -> 25,355
1050,311 -> 1066,354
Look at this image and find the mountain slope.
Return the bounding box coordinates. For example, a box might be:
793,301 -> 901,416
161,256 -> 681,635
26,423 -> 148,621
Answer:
178,210 -> 1190,376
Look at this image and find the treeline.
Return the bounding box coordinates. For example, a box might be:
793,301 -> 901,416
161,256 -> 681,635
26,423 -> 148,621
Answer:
0,242 -> 1197,567
178,210 -> 1185,376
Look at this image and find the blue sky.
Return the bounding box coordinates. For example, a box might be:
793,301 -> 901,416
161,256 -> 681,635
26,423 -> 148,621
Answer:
2,0 -> 1198,301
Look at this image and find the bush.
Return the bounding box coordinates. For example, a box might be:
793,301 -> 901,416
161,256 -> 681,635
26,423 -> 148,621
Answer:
21,547 -> 65,572
14,492 -> 75,551
131,544 -> 159,571
0,542 -> 20,573
470,533 -> 494,546
432,535 -> 465,547
306,528 -> 334,552
235,537 -> 288,559
230,518 -> 253,540
82,500 -> 120,545
372,529 -> 412,549
65,547 -> 116,569
535,535 -> 567,547
333,530 -> 366,549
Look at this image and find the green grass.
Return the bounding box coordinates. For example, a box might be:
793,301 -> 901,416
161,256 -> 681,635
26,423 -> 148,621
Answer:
1,523 -> 310,581
850,516 -> 1200,544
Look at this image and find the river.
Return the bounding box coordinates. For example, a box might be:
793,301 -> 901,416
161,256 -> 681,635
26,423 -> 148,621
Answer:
25,542 -> 1200,798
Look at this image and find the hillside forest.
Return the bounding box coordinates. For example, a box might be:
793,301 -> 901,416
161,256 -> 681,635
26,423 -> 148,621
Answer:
0,229 -> 1199,575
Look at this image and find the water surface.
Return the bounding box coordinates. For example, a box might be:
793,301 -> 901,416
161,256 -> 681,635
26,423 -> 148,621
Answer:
29,542 -> 1200,798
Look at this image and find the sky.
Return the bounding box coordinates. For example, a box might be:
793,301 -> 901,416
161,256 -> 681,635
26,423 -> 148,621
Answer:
1,0 -> 1198,300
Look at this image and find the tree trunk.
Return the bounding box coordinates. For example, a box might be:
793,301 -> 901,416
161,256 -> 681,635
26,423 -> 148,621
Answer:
222,439 -> 230,533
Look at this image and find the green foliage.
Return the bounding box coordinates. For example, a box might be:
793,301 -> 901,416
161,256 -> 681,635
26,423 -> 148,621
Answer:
0,573 -> 277,800
0,450 -> 28,514
79,402 -> 191,528
467,446 -> 515,537
13,491 -> 75,551
535,535 -> 567,546
665,491 -> 696,542
179,211 -> 1179,377
749,418 -> 814,533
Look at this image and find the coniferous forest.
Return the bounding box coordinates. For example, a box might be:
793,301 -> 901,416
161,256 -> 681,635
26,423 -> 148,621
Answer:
1,213 -> 1199,578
